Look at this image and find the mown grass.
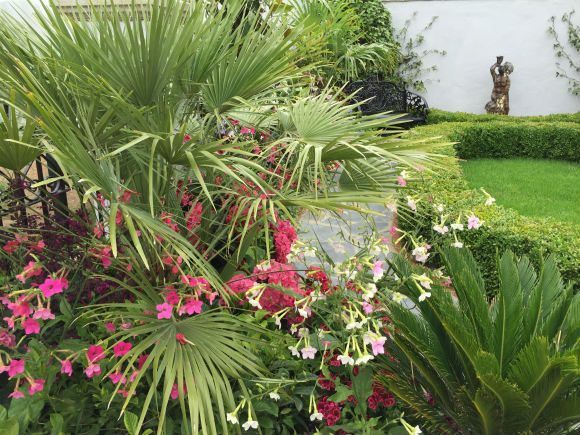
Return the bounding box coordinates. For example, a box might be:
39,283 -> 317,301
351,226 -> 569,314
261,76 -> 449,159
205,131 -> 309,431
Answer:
461,158 -> 580,224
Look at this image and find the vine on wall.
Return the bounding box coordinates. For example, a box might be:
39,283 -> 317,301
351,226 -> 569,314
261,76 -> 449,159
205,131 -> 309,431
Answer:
548,10 -> 580,96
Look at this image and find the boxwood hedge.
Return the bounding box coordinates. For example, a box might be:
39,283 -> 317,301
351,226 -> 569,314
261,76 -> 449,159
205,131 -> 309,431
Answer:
427,108 -> 580,124
399,122 -> 580,292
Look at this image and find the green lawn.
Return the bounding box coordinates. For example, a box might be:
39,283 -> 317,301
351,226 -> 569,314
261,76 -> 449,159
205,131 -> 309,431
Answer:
461,158 -> 580,224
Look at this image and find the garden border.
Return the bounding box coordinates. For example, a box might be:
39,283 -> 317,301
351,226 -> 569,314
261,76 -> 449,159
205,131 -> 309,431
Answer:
398,120 -> 580,292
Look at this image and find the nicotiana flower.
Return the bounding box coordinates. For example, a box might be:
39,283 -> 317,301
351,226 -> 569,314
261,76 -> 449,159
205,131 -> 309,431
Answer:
451,222 -> 464,231
310,412 -> 324,421
372,261 -> 384,282
113,341 -> 133,357
406,196 -> 417,212
60,359 -> 73,376
301,346 -> 317,360
392,292 -> 407,304
433,224 -> 449,235
242,419 -> 259,431
364,333 -> 387,356
269,391 -> 281,401
39,277 -> 69,298
288,346 -> 300,357
355,354 -> 375,365
411,245 -> 430,263
7,359 -> 25,378
418,291 -> 432,302
467,215 -> 483,229
156,302 -> 173,319
414,274 -> 433,290
337,354 -> 355,366
452,241 -> 464,248
85,363 -> 101,378
226,413 -> 239,424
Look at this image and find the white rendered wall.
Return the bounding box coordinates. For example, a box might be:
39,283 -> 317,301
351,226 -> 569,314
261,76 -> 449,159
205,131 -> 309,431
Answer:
385,0 -> 580,115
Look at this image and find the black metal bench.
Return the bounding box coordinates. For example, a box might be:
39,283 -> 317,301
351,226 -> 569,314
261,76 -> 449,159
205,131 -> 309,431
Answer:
344,77 -> 429,127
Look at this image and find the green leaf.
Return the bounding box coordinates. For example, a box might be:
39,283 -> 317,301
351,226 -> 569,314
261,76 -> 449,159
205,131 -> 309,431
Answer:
0,417 -> 19,435
328,385 -> 353,403
49,413 -> 64,435
123,411 -> 139,435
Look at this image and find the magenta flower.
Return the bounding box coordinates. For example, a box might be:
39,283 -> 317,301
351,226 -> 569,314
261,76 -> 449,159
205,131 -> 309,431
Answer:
8,359 -> 25,378
85,363 -> 101,378
28,379 -> 45,395
362,302 -> 374,314
372,261 -> 384,281
165,290 -> 180,306
33,308 -> 55,320
0,330 -> 16,348
16,261 -> 42,283
156,302 -> 173,319
179,299 -> 203,316
105,322 -> 116,333
108,372 -> 127,385
60,359 -> 73,376
113,341 -> 133,357
22,318 -> 40,335
86,345 -> 106,363
39,277 -> 69,298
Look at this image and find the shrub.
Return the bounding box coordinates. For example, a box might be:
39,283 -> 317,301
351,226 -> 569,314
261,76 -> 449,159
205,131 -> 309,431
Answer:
398,123 -> 580,292
380,247 -> 580,434
427,108 -> 580,124
453,122 -> 580,163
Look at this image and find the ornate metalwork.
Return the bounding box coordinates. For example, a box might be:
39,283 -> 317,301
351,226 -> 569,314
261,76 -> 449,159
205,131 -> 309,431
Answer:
0,154 -> 69,226
344,77 -> 429,125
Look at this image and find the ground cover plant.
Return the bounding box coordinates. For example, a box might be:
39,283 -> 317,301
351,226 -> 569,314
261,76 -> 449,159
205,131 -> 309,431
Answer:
461,158 -> 580,224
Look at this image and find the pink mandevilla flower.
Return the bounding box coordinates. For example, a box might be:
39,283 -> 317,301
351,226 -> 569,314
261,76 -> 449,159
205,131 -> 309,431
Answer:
113,341 -> 133,357
39,277 -> 69,298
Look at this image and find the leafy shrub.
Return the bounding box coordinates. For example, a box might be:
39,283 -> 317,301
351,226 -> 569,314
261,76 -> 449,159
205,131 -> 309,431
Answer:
427,108 -> 580,124
348,0 -> 397,46
453,122 -> 580,163
398,123 -> 580,292
380,247 -> 580,434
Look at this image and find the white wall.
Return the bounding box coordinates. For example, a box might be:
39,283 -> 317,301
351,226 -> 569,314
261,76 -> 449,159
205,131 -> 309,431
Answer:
385,0 -> 580,115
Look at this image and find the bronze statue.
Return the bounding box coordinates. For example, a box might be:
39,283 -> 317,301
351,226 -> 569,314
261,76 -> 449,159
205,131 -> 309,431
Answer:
485,56 -> 514,115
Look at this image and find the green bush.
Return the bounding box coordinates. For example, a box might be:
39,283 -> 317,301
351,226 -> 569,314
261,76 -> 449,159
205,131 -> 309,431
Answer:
453,122 -> 580,163
427,108 -> 580,124
349,0 -> 397,46
399,123 -> 580,292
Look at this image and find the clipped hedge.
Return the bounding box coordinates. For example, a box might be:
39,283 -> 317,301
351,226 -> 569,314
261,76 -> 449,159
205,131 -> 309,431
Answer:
427,108 -> 580,124
453,122 -> 580,163
399,122 -> 580,292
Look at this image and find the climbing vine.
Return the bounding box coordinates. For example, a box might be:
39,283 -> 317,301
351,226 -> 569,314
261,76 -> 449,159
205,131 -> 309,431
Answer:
548,10 -> 580,96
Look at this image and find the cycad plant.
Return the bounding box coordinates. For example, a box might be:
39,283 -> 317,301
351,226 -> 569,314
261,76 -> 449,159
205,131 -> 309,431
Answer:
0,1 -> 440,433
380,247 -> 579,434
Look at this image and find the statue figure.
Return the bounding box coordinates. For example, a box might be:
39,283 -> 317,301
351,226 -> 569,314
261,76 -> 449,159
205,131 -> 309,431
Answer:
485,56 -> 514,115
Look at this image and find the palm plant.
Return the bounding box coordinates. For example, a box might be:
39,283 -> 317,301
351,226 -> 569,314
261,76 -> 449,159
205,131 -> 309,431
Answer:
380,247 -> 579,434
0,0 -> 440,433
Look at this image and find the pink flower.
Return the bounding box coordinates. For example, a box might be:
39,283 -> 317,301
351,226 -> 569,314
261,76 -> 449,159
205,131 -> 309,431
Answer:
467,215 -> 482,229
179,299 -> 202,316
86,345 -> 106,363
33,308 -> 55,320
28,379 -> 45,395
170,383 -> 187,400
22,318 -> 40,335
165,290 -> 180,306
85,363 -> 101,378
301,346 -> 317,360
389,226 -> 398,237
8,298 -> 32,317
273,220 -> 297,263
156,302 -> 173,319
8,359 -> 25,378
227,274 -> 256,295
16,261 -> 43,283
105,322 -> 116,333
397,176 -> 407,187
113,341 -> 133,357
109,372 -> 127,385
0,330 -> 16,348
362,302 -> 374,314
9,389 -> 25,399
39,277 -> 68,298
176,333 -> 187,345
372,261 -> 384,281
137,354 -> 149,369
60,360 -> 73,376
370,337 -> 387,356
240,127 -> 255,135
